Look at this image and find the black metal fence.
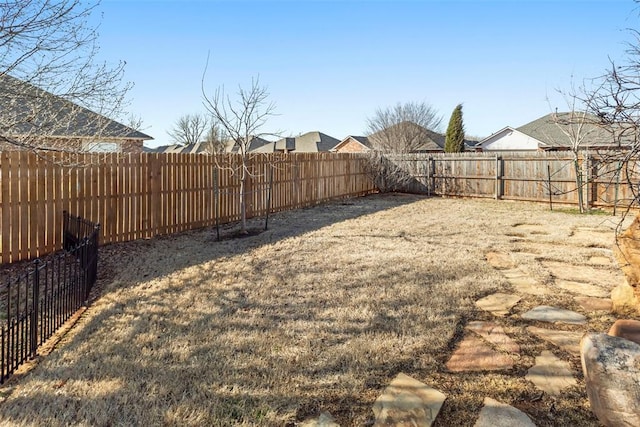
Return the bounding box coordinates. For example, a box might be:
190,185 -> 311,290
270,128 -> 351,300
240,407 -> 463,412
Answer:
0,212 -> 100,383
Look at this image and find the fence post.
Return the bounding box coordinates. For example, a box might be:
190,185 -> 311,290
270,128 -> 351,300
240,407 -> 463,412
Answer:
265,167 -> 273,231
584,154 -> 591,210
429,156 -> 435,195
614,161 -> 622,215
81,236 -> 89,304
495,155 -> 503,200
30,259 -> 40,357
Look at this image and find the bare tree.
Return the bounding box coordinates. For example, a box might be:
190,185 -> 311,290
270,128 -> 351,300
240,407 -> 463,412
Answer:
366,101 -> 443,153
167,113 -> 211,146
578,29 -> 640,216
199,121 -> 226,153
202,74 -> 277,233
0,0 -> 131,153
546,86 -> 606,213
126,114 -> 147,132
363,101 -> 442,192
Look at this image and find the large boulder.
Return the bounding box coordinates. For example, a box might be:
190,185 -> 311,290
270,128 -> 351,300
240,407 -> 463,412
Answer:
608,319 -> 640,345
614,215 -> 640,314
580,333 -> 640,426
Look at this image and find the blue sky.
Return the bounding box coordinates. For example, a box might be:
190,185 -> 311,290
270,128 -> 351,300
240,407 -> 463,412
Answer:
96,0 -> 636,147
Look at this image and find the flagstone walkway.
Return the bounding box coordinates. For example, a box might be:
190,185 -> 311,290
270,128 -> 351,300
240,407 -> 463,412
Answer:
302,227 -> 626,426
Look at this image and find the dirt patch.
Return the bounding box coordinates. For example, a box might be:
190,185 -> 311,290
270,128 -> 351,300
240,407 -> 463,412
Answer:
0,195 -> 631,426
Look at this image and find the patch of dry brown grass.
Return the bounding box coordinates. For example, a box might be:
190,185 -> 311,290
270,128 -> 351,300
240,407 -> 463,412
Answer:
0,194 -> 630,426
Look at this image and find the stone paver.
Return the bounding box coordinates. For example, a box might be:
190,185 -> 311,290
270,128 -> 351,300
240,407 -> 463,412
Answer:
589,256 -> 612,266
526,326 -> 583,356
521,306 -> 586,325
574,296 -> 612,312
466,321 -> 520,353
446,335 -> 514,372
300,412 -> 340,427
571,227 -> 615,248
526,350 -> 577,396
544,261 -> 621,288
503,269 -> 548,296
475,293 -> 521,317
372,373 -> 446,427
474,397 -> 536,427
555,279 -> 609,298
364,227 -> 631,425
486,252 -> 514,269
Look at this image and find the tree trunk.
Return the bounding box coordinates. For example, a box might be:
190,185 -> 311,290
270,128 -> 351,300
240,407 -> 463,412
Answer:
240,163 -> 247,233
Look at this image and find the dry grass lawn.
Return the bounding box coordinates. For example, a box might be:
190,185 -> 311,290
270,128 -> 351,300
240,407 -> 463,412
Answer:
0,194 -> 630,426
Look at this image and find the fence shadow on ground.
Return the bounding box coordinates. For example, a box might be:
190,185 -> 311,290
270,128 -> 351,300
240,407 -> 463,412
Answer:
0,192 -> 438,426
0,194 -> 601,426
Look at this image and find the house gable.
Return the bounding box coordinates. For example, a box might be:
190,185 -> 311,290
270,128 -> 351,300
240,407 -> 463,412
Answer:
331,136 -> 371,153
479,127 -> 545,151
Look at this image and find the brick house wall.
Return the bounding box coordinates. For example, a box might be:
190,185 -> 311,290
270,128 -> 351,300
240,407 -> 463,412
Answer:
334,137 -> 370,153
0,137 -> 144,153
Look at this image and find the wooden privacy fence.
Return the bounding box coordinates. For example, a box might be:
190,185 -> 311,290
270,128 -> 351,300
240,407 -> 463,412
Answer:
0,152 -> 375,264
386,151 -> 640,208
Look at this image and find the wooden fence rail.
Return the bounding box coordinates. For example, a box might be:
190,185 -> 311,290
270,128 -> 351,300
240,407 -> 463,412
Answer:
0,152 -> 375,264
388,152 -> 640,208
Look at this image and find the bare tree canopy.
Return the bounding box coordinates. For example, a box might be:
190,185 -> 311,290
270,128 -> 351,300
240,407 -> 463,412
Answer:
366,101 -> 443,153
167,113 -> 211,146
582,36 -> 640,150
203,121 -> 227,153
202,76 -> 277,156
126,114 -> 146,132
202,73 -> 277,232
0,0 -> 131,152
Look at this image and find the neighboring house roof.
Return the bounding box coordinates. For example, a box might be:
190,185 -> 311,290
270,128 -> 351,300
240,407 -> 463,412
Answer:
274,132 -> 340,152
223,136 -> 273,153
275,137 -> 296,152
151,137 -> 272,154
516,112 -> 613,149
149,142 -> 212,154
480,112 -> 622,151
330,135 -> 372,152
0,73 -> 152,141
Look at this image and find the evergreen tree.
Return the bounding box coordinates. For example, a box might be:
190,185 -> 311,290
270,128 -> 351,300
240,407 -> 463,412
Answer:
445,104 -> 465,152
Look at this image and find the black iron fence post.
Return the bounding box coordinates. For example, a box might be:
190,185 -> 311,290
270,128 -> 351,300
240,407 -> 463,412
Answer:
30,259 -> 40,357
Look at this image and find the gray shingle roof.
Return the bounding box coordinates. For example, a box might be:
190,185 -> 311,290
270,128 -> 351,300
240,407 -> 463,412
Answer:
224,136 -> 272,153
0,73 -> 152,140
516,112 -> 614,149
274,132 -> 340,152
151,137 -> 272,154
